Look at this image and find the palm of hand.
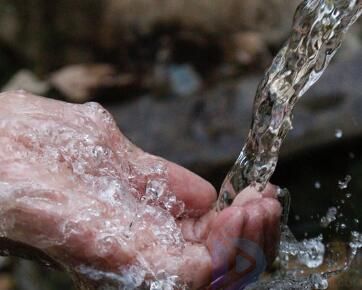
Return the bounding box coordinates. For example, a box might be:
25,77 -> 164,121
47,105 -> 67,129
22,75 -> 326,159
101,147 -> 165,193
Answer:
0,91 -> 281,289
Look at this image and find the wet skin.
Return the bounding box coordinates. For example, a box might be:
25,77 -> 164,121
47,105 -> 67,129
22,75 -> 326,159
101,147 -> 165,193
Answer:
0,91 -> 281,289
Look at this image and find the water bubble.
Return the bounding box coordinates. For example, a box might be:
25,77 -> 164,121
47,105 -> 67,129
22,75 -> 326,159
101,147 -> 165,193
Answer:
335,129 -> 343,138
338,175 -> 352,190
314,181 -> 321,189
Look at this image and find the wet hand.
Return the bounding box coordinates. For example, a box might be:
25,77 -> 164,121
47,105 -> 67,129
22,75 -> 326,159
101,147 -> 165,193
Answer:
0,91 -> 281,289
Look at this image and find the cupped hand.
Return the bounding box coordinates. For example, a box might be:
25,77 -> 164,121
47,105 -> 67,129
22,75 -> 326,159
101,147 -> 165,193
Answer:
0,91 -> 281,289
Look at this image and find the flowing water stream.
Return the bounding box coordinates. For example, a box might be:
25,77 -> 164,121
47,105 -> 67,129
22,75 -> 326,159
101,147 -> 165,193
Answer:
216,0 -> 362,289
217,0 -> 361,209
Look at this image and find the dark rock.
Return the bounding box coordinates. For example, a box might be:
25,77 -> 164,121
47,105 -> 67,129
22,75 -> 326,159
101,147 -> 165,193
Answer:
224,32 -> 271,69
329,250 -> 362,290
104,0 -> 300,41
168,64 -> 202,97
50,64 -> 139,103
0,257 -> 9,269
0,274 -> 13,290
2,70 -> 49,95
0,1 -> 19,46
0,39 -> 27,87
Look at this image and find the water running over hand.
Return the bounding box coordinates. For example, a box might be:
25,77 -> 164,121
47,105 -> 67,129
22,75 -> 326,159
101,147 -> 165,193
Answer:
217,0 -> 361,210
216,0 -> 361,288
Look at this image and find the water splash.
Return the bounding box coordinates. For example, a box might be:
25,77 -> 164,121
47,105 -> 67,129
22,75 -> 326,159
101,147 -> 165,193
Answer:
217,0 -> 362,209
320,207 -> 338,228
338,174 -> 352,190
297,236 -> 325,268
246,228 -> 362,290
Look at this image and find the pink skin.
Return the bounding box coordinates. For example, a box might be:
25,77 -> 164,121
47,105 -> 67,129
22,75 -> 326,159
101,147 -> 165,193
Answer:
0,91 -> 281,289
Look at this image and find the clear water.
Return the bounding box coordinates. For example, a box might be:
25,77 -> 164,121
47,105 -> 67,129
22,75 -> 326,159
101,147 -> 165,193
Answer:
216,0 -> 362,289
1,1 -> 360,290
217,0 -> 362,209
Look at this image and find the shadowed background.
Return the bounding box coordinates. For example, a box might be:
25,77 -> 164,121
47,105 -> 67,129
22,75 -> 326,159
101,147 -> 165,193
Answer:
0,0 -> 361,289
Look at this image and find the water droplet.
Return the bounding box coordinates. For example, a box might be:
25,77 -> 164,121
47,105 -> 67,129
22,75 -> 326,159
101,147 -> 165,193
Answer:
314,181 -> 321,189
145,179 -> 166,201
346,193 -> 352,199
338,175 -> 352,190
335,129 -> 343,138
295,215 -> 301,221
350,231 -> 362,249
320,207 -> 337,228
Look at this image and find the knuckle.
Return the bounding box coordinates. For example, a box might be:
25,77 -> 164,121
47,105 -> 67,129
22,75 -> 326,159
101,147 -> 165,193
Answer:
263,198 -> 282,217
83,102 -> 118,128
